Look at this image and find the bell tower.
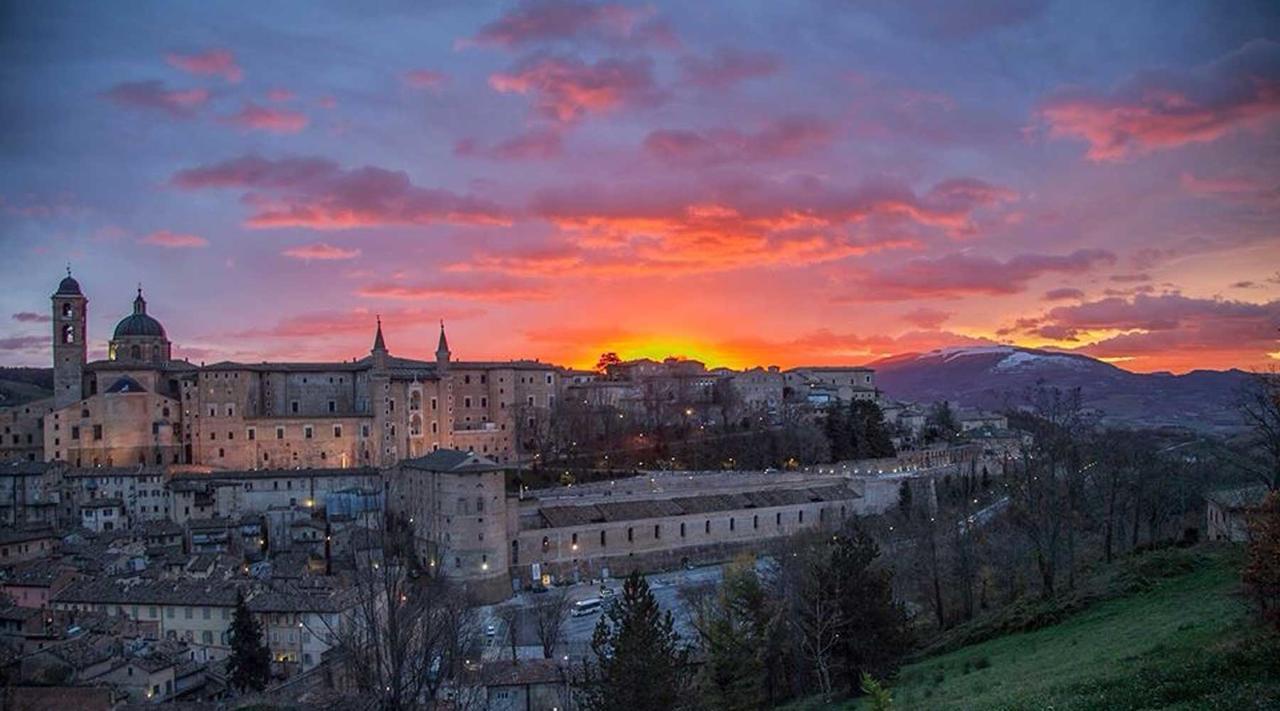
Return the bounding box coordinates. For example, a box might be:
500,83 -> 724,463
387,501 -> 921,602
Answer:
52,267 -> 87,408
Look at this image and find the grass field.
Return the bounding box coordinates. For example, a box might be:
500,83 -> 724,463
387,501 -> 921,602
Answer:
786,545 -> 1280,710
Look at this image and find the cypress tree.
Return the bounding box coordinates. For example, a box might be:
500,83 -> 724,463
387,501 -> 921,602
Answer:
578,570 -> 691,710
227,590 -> 271,692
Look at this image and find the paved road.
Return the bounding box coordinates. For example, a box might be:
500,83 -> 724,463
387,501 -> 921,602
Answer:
480,564 -> 727,660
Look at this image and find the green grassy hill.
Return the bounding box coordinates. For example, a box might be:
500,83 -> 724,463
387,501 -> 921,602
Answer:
787,546 -> 1280,710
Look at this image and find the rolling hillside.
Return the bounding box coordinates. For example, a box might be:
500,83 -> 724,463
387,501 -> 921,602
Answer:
0,367 -> 53,407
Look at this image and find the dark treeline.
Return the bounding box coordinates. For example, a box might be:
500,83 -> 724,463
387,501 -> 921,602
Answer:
524,398 -> 897,474
577,520 -> 913,710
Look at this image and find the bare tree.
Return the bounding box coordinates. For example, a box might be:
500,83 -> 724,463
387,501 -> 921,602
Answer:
532,587 -> 571,659
788,544 -> 844,700
1238,371 -> 1280,491
1006,385 -> 1086,598
496,604 -> 522,662
335,516 -> 479,710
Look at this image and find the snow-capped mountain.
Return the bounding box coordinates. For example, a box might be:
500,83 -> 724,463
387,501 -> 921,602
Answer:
870,346 -> 1250,432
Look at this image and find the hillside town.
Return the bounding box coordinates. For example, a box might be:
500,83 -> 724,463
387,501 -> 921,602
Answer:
0,274 -> 1022,707
0,272 -> 1275,710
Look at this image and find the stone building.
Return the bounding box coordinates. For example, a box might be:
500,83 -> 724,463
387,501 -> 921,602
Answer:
388,448 -> 907,603
22,273 -> 556,470
386,449 -> 511,603
1205,484 -> 1270,542
783,366 -> 877,405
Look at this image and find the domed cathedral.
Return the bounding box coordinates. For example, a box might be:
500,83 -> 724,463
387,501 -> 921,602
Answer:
108,288 -> 172,365
43,276 -> 192,468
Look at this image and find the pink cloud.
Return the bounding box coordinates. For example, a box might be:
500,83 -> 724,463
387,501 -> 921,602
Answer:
678,48 -> 780,89
490,54 -> 663,122
643,115 -> 835,166
228,306 -> 482,340
468,0 -> 677,49
282,243 -> 361,261
357,279 -> 550,302
1038,39 -> 1280,160
171,155 -> 509,229
266,88 -> 295,103
165,48 -> 243,83
102,80 -> 209,117
0,336 -> 47,354
138,230 -> 209,248
1025,293 -> 1280,370
455,128 -> 563,160
446,176 -> 1011,277
12,312 -> 51,323
847,249 -> 1116,300
1043,287 -> 1085,301
225,103 -> 309,133
901,307 -> 953,329
403,69 -> 447,90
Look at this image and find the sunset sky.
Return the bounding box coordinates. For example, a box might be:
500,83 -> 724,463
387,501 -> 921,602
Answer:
1,1 -> 1278,374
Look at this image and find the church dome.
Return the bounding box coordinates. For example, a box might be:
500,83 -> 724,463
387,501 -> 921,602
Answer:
55,275 -> 82,296
112,289 -> 167,338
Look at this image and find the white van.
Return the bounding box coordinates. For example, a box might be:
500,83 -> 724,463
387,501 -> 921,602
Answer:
573,598 -> 603,617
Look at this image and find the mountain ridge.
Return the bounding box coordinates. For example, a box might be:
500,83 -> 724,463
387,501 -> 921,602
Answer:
868,345 -> 1250,433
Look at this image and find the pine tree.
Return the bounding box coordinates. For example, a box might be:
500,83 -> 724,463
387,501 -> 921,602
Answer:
695,560 -> 781,710
897,480 -> 913,519
227,590 -> 271,692
578,570 -> 692,710
849,400 -> 895,459
825,405 -> 851,462
828,521 -> 912,691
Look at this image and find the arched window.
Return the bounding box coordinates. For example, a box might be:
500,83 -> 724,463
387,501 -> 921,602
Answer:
61,303 -> 73,318
152,345 -> 160,360
409,391 -> 422,411
410,415 -> 422,436
130,345 -> 140,359
62,325 -> 74,344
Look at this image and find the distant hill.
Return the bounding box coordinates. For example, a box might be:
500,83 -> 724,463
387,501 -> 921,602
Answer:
0,367 -> 53,407
870,346 -> 1251,433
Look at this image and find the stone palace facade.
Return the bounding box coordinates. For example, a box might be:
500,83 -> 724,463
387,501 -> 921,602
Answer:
7,273 -> 558,470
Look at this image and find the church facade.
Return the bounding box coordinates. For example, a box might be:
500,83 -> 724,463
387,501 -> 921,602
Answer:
24,273 -> 557,470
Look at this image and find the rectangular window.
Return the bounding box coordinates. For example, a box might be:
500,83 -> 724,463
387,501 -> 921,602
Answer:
71,426 -> 80,440
431,398 -> 438,411
654,524 -> 660,539
304,426 -> 313,439
776,512 -> 782,526
333,425 -> 342,438
276,427 -> 285,439
291,401 -> 299,413
600,530 -> 607,547
705,520 -> 711,534
226,405 -> 234,417
680,522 -> 686,538
464,397 -> 472,408
627,527 -> 634,542
328,400 -> 336,413
93,424 -> 102,440
730,518 -> 735,532
247,428 -> 256,441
